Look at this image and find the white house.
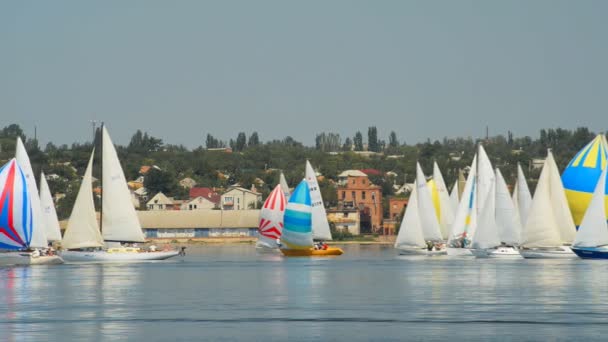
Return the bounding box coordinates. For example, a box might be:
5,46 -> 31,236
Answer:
221,187 -> 262,210
146,192 -> 175,211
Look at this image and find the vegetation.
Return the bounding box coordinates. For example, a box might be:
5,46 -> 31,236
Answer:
0,123 -> 600,221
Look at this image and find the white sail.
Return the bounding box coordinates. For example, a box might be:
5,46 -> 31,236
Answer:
305,160 -> 332,240
573,164 -> 608,247
546,151 -> 576,244
495,168 -> 521,245
15,137 -> 48,248
472,181 -> 500,249
279,172 -> 291,201
416,163 -> 443,241
513,163 -> 532,227
62,152 -> 104,249
101,126 -> 146,243
449,180 -> 459,213
394,181 -> 426,248
520,155 -> 562,247
39,172 -> 63,242
448,155 -> 478,244
476,144 -> 495,210
432,162 -> 454,239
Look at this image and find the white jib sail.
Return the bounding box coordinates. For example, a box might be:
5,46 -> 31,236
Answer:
394,181 -> 426,249
15,137 -> 48,248
495,168 -> 521,246
305,160 -> 332,240
546,151 -> 576,244
416,163 -> 443,241
433,162 -> 454,239
449,180 -> 459,213
520,156 -> 562,248
279,172 -> 291,201
62,151 -> 104,249
39,172 -> 63,242
513,163 -> 532,227
573,163 -> 608,248
472,181 -> 500,250
448,155 -> 478,244
101,126 -> 146,243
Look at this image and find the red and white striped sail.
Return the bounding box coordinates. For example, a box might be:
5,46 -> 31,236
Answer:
257,184 -> 286,248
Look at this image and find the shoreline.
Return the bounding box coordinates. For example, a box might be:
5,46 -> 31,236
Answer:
146,236 -> 396,246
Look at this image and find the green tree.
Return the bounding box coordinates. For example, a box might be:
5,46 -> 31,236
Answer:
354,131 -> 364,151
235,132 -> 247,151
368,126 -> 379,152
248,132 -> 260,147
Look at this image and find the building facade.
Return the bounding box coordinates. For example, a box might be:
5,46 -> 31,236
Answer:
336,171 -> 383,233
327,208 -> 361,235
221,187 -> 262,210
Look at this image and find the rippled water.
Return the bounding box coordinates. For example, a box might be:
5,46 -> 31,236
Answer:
1,245 -> 607,341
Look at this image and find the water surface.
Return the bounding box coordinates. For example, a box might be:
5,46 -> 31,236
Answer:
1,245 -> 607,341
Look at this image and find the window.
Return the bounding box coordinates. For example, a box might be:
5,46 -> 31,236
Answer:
352,179 -> 355,185
362,179 -> 366,185
352,191 -> 356,200
371,192 -> 376,201
342,191 -> 346,199
343,212 -> 348,217
362,191 -> 366,200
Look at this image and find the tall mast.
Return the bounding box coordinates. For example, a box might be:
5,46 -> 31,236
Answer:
99,122 -> 104,233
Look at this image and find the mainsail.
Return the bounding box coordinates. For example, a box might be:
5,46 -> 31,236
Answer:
495,169 -> 521,246
279,172 -> 291,201
448,155 -> 478,245
416,163 -> 443,242
39,172 -> 63,242
394,180 -> 426,249
472,180 -> 500,250
101,126 -> 146,243
449,180 -> 459,213
512,163 -> 532,227
431,162 -> 454,239
305,161 -> 332,240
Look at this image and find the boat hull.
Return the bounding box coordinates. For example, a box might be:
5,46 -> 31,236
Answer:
61,250 -> 180,262
472,247 -> 522,259
397,247 -> 446,256
0,252 -> 64,266
280,247 -> 343,257
520,246 -> 576,259
446,247 -> 474,257
572,247 -> 608,259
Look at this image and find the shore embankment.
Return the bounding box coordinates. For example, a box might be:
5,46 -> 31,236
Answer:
146,235 -> 395,247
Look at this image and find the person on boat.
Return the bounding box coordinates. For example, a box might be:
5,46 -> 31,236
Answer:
426,241 -> 434,251
149,245 -> 157,252
179,246 -> 187,256
31,249 -> 40,258
276,239 -> 283,248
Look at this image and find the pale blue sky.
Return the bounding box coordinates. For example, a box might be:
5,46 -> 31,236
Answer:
1,0 -> 607,147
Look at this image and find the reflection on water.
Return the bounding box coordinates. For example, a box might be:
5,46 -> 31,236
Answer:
1,246 -> 608,341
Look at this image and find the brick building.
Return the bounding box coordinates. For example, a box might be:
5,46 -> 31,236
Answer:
336,170 -> 383,233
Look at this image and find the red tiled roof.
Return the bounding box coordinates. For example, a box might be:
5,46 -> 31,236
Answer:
189,187 -> 220,204
360,168 -> 382,176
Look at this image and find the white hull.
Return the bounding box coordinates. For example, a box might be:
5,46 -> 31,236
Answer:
397,247 -> 446,256
472,247 -> 523,259
0,252 -> 64,266
446,247 -> 474,257
520,246 -> 576,259
255,244 -> 280,253
61,250 -> 179,262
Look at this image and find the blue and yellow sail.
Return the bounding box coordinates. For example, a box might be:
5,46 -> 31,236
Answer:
562,135 -> 608,227
280,180 -> 313,249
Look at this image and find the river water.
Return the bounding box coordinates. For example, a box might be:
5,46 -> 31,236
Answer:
1,245 -> 607,341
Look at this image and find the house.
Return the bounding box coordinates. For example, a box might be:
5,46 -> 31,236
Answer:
327,208 -> 361,235
336,170 -> 383,234
394,183 -> 414,195
389,197 -> 408,220
181,195 -> 219,210
221,187 -> 262,210
531,158 -> 545,170
179,177 -> 197,189
146,192 -> 175,211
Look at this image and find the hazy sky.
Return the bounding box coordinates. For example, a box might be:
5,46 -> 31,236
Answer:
2,1 -> 607,148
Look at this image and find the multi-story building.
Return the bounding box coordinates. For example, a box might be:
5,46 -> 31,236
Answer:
336,170 -> 383,233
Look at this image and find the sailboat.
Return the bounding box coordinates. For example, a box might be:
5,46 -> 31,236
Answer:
512,163 -> 532,227
61,125 -> 179,262
429,162 -> 454,240
256,184 -> 286,250
519,150 -> 576,258
470,169 -> 522,258
447,144 -> 495,256
0,159 -> 63,265
394,163 -> 445,255
40,172 -> 63,243
279,180 -> 343,256
572,163 -> 608,258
